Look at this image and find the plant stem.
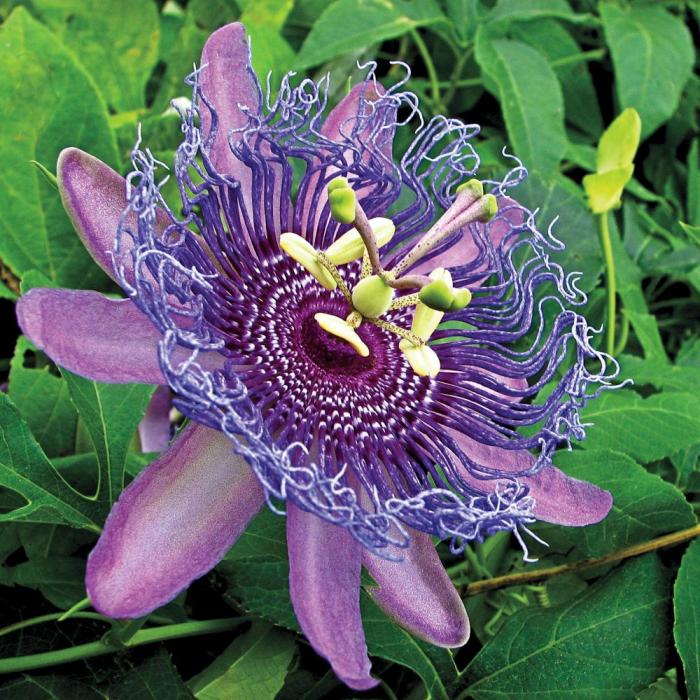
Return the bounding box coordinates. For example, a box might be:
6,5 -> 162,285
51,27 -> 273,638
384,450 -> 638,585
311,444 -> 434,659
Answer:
596,211 -> 617,355
549,48 -> 606,69
465,523 -> 700,597
442,48 -> 473,106
0,612 -> 110,638
0,617 -> 249,674
614,315 -> 630,355
410,29 -> 442,112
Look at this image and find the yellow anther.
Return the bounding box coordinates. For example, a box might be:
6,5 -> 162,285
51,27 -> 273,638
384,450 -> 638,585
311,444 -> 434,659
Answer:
315,313 -> 370,357
398,339 -> 441,378
280,233 -> 337,290
325,218 -> 396,265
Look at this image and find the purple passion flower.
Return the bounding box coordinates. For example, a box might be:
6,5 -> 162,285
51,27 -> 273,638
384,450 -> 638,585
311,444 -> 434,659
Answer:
16,23 -> 617,690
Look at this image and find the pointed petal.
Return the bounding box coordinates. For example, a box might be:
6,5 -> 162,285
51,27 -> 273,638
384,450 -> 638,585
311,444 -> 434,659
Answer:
57,148 -> 168,286
299,81 -> 396,246
452,431 -> 612,526
411,197 -> 523,278
16,288 -> 223,385
86,423 -> 265,618
287,504 -> 377,690
200,22 -> 261,178
16,288 -> 166,384
138,386 -> 172,453
363,529 -> 469,647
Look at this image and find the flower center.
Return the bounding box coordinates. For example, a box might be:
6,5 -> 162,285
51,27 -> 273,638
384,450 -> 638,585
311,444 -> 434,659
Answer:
280,177 -> 497,377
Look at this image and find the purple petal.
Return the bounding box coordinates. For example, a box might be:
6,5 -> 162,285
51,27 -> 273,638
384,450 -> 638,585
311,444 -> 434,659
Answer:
16,288 -> 223,385
16,288 -> 167,384
200,23 -> 261,178
86,422 -> 264,618
411,197 -> 523,277
138,386 -> 172,453
287,504 -> 377,690
363,529 -> 469,647
299,81 -> 395,243
58,148 -> 168,286
453,432 -> 613,526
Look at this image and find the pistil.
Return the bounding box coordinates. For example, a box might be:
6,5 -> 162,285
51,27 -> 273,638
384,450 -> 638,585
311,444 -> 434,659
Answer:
279,177 -> 492,376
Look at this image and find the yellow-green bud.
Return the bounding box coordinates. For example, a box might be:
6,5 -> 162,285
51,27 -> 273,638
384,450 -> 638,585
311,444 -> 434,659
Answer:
411,269 -> 450,340
351,274 -> 395,318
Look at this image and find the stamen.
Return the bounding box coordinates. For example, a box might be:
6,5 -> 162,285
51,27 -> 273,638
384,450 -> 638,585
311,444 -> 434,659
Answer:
314,312 -> 370,357
369,318 -> 423,347
280,233 -> 337,290
412,269 -> 451,341
390,293 -> 420,309
316,251 -> 353,303
325,217 -> 395,265
398,341 -> 441,378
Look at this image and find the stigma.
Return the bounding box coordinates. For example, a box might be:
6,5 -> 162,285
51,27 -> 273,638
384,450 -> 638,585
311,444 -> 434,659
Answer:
280,177 -> 497,377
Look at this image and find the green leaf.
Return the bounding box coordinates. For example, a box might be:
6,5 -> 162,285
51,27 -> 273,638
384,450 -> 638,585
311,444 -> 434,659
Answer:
32,0 -> 159,111
0,676 -> 103,700
601,3 -> 693,138
107,651 -> 192,699
474,32 -> 567,175
0,7 -> 119,289
444,0 -> 479,46
540,450 -> 695,558
509,19 -> 602,138
238,0 -> 295,81
687,138 -> 699,226
0,393 -> 99,531
62,371 -> 154,508
189,623 -> 296,699
295,0 -> 447,70
674,538 -> 700,700
8,337 -> 78,458
680,221 -> 700,247
580,390 -> 700,463
153,11 -> 208,111
0,556 -> 85,609
636,674 -> 682,700
486,0 -> 591,25
221,508 -> 455,699
464,554 -> 671,700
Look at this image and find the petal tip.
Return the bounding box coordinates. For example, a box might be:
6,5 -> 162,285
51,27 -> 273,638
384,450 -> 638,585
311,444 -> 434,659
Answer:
15,288 -> 47,350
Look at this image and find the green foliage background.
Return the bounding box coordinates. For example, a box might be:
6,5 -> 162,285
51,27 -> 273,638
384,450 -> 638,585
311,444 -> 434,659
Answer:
0,0 -> 698,698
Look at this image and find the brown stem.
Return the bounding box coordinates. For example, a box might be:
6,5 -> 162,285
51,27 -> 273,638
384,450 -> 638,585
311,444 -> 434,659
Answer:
465,523 -> 700,597
387,274 -> 432,291
353,203 -> 383,275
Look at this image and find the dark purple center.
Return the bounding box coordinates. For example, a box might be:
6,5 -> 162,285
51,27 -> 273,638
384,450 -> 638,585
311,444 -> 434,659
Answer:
206,254 -> 430,447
